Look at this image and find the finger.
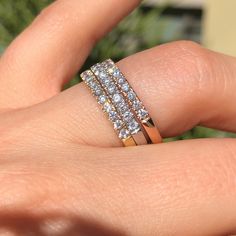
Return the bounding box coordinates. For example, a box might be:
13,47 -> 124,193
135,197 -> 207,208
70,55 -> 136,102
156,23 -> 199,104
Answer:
4,41 -> 236,147
16,40 -> 236,147
1,139 -> 236,235
0,0 -> 140,109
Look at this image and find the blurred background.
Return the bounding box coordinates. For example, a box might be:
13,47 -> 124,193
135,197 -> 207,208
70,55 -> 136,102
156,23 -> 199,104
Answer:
0,0 -> 236,141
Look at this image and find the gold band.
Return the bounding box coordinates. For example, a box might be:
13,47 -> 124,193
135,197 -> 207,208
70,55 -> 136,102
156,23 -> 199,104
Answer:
101,59 -> 162,144
90,64 -> 148,146
80,59 -> 162,146
81,70 -> 137,146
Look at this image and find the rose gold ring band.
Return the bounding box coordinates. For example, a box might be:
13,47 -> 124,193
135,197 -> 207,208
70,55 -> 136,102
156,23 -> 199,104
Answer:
81,59 -> 162,147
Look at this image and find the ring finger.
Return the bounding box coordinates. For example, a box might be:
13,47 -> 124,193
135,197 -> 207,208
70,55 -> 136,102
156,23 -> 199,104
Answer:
4,41 -> 236,149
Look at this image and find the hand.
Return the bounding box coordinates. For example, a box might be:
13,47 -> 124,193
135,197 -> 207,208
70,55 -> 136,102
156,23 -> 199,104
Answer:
0,1 -> 236,235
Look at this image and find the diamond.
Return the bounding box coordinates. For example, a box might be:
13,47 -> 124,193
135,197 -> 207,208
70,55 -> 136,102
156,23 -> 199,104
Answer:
117,77 -> 125,84
89,81 -> 97,90
106,59 -> 114,67
117,102 -> 129,113
114,119 -> 123,130
83,74 -> 93,83
107,83 -> 116,94
108,111 -> 118,121
81,71 -> 89,78
103,78 -> 111,86
94,88 -> 102,96
94,70 -> 99,76
99,71 -> 107,80
121,83 -> 129,92
113,69 -> 121,78
107,65 -> 115,74
132,100 -> 142,110
113,93 -> 123,104
127,90 -> 136,101
128,120 -> 140,134
123,111 -> 133,122
119,128 -> 130,139
98,95 -> 107,104
103,102 -> 112,113
108,68 -> 114,74
138,109 -> 149,119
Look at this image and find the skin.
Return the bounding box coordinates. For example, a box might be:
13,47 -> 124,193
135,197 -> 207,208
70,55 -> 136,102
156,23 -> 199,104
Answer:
0,0 -> 236,235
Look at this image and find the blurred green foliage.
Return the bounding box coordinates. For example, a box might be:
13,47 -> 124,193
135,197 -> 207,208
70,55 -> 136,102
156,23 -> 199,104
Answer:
0,0 -> 235,140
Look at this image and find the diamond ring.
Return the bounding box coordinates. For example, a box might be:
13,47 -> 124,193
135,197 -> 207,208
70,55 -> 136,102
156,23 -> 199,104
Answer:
81,59 -> 162,146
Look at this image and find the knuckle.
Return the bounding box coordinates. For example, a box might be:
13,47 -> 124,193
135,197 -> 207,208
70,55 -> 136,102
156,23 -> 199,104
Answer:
162,40 -> 213,92
171,40 -> 203,52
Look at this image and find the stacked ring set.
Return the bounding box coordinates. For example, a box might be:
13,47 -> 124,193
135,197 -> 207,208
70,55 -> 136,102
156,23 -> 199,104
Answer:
81,59 -> 162,147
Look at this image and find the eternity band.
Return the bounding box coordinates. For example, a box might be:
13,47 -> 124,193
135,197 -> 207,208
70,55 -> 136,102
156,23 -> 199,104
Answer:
81,59 -> 162,147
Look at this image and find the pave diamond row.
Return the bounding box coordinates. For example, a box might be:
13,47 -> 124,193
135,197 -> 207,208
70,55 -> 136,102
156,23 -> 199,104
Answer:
101,59 -> 150,122
90,64 -> 141,137
81,70 -> 130,140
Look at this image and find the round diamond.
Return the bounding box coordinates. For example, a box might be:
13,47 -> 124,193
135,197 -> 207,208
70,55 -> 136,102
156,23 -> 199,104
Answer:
119,128 -> 130,139
127,91 -> 136,101
84,75 -> 93,83
117,102 -> 129,113
106,59 -> 114,67
108,67 -> 114,74
113,69 -> 121,78
123,111 -> 133,122
132,100 -> 142,110
89,81 -> 97,90
99,71 -> 107,80
103,78 -> 111,86
103,102 -> 112,113
94,88 -> 102,96
128,120 -> 140,134
108,111 -> 118,121
114,120 -> 123,130
98,95 -> 107,104
121,83 -> 129,92
138,109 -> 149,119
118,77 -> 125,84
107,84 -> 116,94
113,94 -> 123,104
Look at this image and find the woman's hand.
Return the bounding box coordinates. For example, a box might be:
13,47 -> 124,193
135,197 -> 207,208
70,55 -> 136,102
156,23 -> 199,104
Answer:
1,0 -> 236,235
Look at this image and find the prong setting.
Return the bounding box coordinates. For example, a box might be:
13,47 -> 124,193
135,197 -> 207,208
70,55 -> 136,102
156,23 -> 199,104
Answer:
81,58 -> 162,146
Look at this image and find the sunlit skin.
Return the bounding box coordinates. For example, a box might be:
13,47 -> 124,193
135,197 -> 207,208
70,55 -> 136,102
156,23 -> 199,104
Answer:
0,0 -> 236,235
